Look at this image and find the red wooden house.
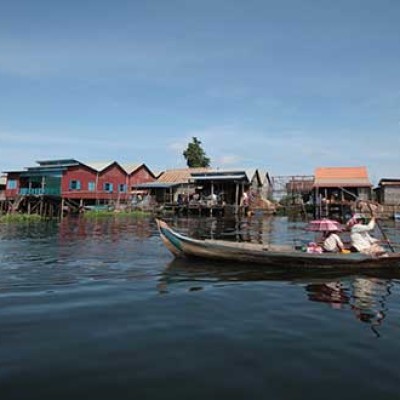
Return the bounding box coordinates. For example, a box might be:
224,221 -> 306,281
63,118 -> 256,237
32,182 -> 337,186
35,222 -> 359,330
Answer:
121,163 -> 156,189
63,161 -> 129,204
63,161 -> 156,206
3,159 -> 156,212
4,171 -> 20,199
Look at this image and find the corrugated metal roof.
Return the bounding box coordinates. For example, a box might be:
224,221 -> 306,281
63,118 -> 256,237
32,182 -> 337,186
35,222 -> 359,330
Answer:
379,178 -> 400,186
314,166 -> 372,187
79,161 -> 150,175
132,182 -> 179,189
37,159 -> 80,167
84,161 -> 115,172
192,174 -> 247,181
287,180 -> 314,192
120,163 -> 142,174
153,170 -> 164,178
245,169 -> 257,182
257,170 -> 269,185
2,170 -> 26,174
158,168 -> 210,184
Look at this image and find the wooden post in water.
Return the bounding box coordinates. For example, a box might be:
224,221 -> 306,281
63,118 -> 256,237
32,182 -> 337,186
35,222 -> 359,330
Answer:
61,198 -> 64,219
210,181 -> 214,217
39,197 -> 43,217
324,188 -> 328,217
235,183 -> 239,214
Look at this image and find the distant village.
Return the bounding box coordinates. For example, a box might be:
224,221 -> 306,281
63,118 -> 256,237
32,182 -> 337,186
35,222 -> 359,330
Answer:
0,158 -> 399,220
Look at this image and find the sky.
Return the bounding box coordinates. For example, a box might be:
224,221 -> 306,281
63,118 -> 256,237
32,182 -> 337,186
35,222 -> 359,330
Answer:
1,0 -> 399,184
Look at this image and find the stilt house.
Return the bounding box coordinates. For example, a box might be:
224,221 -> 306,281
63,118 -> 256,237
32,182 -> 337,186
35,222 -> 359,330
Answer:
374,179 -> 400,205
133,167 -> 272,214
3,159 -> 155,215
312,166 -> 372,218
132,168 -> 210,205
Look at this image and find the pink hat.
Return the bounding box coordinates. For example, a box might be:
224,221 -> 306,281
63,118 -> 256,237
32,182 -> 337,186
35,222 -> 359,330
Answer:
347,213 -> 363,228
347,218 -> 357,228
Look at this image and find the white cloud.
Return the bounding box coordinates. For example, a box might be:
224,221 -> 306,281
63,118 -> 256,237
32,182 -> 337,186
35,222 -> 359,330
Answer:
0,34 -> 235,82
1,124 -> 398,184
216,154 -> 243,166
167,138 -> 189,153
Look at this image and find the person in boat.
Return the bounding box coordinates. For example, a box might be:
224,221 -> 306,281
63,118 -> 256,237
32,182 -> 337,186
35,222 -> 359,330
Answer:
322,231 -> 345,253
347,214 -> 385,255
240,190 -> 254,217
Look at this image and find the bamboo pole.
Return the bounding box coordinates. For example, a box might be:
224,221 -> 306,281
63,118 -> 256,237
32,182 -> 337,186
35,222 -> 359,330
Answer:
366,203 -> 395,252
235,183 -> 239,214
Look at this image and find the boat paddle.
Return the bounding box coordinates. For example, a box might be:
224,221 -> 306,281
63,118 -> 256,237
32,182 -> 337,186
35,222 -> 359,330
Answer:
366,202 -> 395,253
335,188 -> 395,252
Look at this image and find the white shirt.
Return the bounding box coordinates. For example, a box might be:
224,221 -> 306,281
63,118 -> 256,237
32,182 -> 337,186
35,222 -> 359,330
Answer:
350,219 -> 378,252
323,233 -> 344,252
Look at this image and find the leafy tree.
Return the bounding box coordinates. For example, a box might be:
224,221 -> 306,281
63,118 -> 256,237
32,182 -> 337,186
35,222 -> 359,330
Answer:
183,137 -> 211,167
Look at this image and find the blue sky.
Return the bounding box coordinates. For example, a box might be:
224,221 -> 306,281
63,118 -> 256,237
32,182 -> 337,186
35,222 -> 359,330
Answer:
1,0 -> 399,184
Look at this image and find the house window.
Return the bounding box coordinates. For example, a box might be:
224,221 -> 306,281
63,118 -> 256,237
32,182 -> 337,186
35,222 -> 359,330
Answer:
119,184 -> 127,193
69,180 -> 81,190
103,183 -> 113,192
88,181 -> 96,191
6,180 -> 17,189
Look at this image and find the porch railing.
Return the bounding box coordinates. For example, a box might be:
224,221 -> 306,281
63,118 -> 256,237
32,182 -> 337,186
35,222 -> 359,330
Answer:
19,188 -> 61,196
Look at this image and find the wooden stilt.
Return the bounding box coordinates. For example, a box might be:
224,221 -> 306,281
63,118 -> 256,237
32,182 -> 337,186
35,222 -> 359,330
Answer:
61,198 -> 65,219
235,183 -> 239,214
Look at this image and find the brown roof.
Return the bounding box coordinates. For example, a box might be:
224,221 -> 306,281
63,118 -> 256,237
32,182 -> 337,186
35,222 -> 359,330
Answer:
313,166 -> 372,188
286,179 -> 314,193
157,168 -> 210,184
378,179 -> 400,186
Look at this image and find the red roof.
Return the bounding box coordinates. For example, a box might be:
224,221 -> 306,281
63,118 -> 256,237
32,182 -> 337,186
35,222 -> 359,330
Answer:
313,166 -> 372,188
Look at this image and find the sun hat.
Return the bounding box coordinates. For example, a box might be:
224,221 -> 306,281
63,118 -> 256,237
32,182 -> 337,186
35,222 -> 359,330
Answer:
347,213 -> 365,227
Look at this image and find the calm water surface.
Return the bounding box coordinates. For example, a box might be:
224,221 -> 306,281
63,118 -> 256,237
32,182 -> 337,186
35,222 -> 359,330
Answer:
1,216 -> 400,400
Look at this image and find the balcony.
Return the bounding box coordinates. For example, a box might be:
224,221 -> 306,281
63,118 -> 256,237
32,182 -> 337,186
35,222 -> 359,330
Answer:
19,188 -> 61,196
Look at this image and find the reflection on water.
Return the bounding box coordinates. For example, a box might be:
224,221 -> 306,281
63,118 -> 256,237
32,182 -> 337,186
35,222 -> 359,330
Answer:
168,215 -> 314,247
0,216 -> 158,294
305,277 -> 392,337
1,215 -> 400,399
168,213 -> 400,248
157,215 -> 400,337
58,215 -> 153,241
161,258 -> 400,338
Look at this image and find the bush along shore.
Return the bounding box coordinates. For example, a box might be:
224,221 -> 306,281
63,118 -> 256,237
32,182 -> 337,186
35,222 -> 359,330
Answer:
0,210 -> 151,222
81,210 -> 152,218
0,213 -> 43,223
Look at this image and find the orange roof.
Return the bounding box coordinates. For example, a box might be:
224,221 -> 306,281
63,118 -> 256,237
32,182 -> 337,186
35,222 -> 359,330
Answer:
313,166 -> 372,188
157,168 -> 210,184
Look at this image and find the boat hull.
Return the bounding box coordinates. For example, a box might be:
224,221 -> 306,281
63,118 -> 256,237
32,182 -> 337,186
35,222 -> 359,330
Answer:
156,219 -> 400,270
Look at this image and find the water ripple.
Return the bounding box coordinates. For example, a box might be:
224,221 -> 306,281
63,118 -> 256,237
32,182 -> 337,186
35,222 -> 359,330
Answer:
1,216 -> 400,399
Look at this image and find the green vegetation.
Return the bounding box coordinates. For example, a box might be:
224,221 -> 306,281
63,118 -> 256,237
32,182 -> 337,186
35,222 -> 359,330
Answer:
82,210 -> 151,218
0,210 -> 151,222
183,137 -> 211,168
0,213 -> 43,223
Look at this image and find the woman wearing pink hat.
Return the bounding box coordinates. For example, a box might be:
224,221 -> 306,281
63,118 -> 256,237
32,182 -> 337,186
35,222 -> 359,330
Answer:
322,231 -> 345,253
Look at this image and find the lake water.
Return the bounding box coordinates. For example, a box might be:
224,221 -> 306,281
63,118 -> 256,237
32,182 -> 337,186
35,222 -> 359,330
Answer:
1,215 -> 400,400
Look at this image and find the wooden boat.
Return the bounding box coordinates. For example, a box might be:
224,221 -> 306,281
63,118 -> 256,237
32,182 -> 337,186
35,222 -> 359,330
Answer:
156,219 -> 400,270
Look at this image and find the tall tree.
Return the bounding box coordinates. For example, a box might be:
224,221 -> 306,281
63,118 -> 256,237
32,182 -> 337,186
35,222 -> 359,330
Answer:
183,137 -> 211,167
